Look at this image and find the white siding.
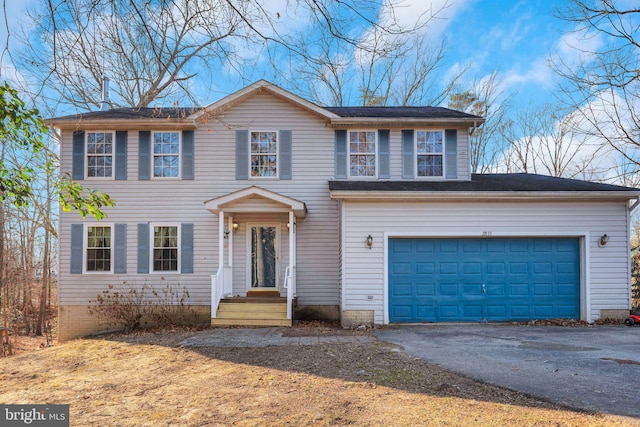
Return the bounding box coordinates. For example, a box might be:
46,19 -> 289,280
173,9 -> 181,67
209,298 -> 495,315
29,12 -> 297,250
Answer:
59,92 -> 340,307
340,200 -> 631,323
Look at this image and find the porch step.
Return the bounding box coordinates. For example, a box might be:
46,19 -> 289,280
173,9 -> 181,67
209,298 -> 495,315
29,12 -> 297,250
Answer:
211,299 -> 291,327
247,289 -> 281,298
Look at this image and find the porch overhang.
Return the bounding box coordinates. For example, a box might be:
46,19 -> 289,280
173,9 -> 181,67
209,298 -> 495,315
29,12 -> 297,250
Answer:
204,186 -> 307,218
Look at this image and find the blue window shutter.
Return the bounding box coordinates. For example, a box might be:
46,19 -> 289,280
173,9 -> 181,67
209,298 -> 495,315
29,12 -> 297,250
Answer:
137,223 -> 150,273
445,129 -> 458,179
236,130 -> 249,180
138,131 -> 151,180
182,130 -> 194,180
279,130 -> 292,180
401,130 -> 414,179
181,223 -> 194,274
114,224 -> 127,274
70,224 -> 83,274
115,131 -> 128,180
335,130 -> 347,179
378,130 -> 390,179
72,131 -> 85,180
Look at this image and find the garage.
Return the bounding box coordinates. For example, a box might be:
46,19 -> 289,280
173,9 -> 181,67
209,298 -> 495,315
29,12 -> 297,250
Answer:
388,237 -> 581,322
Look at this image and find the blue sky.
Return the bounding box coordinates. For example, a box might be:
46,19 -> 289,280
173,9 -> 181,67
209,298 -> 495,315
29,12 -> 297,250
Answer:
0,0 -> 584,111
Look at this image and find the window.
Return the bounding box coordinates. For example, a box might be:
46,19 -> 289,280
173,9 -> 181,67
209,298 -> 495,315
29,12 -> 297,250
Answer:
349,131 -> 376,177
153,132 -> 180,177
250,131 -> 278,177
153,225 -> 178,271
86,226 -> 112,272
86,132 -> 114,178
416,130 -> 443,177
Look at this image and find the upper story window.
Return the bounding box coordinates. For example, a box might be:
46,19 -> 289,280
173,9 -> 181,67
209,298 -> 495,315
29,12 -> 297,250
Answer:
349,131 -> 376,177
416,130 -> 443,177
153,225 -> 179,272
86,131 -> 114,178
250,131 -> 278,177
86,225 -> 112,272
153,131 -> 180,178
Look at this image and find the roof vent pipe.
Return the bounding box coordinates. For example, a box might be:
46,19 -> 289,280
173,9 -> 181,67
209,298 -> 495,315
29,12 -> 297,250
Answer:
100,76 -> 110,111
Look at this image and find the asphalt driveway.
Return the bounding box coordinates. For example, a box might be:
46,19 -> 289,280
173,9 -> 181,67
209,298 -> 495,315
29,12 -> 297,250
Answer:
375,324 -> 640,419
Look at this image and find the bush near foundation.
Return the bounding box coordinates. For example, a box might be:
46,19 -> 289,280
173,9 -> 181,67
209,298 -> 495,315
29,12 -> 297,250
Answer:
88,282 -> 198,332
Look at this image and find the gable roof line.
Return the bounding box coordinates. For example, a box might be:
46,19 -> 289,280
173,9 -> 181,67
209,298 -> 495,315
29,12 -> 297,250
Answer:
191,79 -> 341,122
204,185 -> 307,218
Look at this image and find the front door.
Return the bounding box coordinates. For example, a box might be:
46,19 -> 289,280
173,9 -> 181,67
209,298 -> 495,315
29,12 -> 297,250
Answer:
248,224 -> 278,289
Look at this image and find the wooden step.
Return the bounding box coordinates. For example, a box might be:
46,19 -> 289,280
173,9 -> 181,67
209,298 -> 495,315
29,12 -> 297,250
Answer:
247,289 -> 281,298
211,299 -> 290,327
221,297 -> 286,304
210,318 -> 291,327
217,303 -> 286,319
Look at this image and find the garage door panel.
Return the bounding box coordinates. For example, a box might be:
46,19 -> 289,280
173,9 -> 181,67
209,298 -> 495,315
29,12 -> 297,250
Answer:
509,283 -> 529,296
486,304 -> 507,318
415,240 -> 436,253
439,283 -> 459,295
463,262 -> 482,275
462,283 -> 482,296
416,305 -> 435,319
392,262 -> 412,275
415,283 -> 436,296
487,262 -> 505,274
487,283 -> 506,296
416,262 -> 435,274
390,282 -> 412,297
389,237 -> 580,323
534,262 -> 553,274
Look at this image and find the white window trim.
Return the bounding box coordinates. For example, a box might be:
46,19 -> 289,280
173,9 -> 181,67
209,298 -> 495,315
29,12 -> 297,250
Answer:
414,129 -> 445,179
150,223 -> 181,273
249,130 -> 279,179
151,131 -> 182,179
85,130 -> 115,180
83,223 -> 114,274
347,129 -> 378,179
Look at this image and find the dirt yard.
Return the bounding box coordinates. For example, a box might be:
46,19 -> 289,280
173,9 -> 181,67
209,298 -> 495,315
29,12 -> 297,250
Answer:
1,323 -> 637,426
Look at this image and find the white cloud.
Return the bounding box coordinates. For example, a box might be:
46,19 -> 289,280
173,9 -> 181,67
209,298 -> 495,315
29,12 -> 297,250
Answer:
556,27 -> 604,69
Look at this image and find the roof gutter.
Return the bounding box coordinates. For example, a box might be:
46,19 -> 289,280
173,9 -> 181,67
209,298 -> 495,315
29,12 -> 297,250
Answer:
328,117 -> 485,128
329,190 -> 640,203
44,118 -> 198,131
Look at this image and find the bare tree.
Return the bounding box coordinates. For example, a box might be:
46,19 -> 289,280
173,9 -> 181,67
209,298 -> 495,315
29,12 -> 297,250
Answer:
289,4 -> 462,107
553,1 -> 640,173
500,103 -> 607,178
14,0 -> 438,113
448,72 -> 510,173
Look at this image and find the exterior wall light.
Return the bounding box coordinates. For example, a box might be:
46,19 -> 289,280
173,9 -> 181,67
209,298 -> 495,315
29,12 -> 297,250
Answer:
599,234 -> 609,247
366,234 -> 373,249
232,222 -> 239,233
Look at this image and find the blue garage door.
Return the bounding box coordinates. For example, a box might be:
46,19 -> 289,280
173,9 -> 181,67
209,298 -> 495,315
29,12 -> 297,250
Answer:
388,238 -> 580,322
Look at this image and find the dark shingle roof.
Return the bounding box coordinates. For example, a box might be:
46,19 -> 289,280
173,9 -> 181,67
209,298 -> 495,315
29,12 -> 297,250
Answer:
48,107 -> 201,121
329,174 -> 639,193
325,106 -> 481,120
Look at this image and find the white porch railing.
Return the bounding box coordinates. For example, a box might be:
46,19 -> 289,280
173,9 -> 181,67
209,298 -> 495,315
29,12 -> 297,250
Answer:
211,266 -> 224,318
283,266 -> 295,320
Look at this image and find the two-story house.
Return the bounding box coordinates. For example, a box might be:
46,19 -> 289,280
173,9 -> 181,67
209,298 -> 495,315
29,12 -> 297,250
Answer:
47,80 -> 640,341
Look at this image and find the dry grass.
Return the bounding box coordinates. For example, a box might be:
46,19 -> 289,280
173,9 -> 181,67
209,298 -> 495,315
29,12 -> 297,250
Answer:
1,326 -> 638,426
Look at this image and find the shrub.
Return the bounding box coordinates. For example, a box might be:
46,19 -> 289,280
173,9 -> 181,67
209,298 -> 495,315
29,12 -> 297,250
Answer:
88,282 -> 197,332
